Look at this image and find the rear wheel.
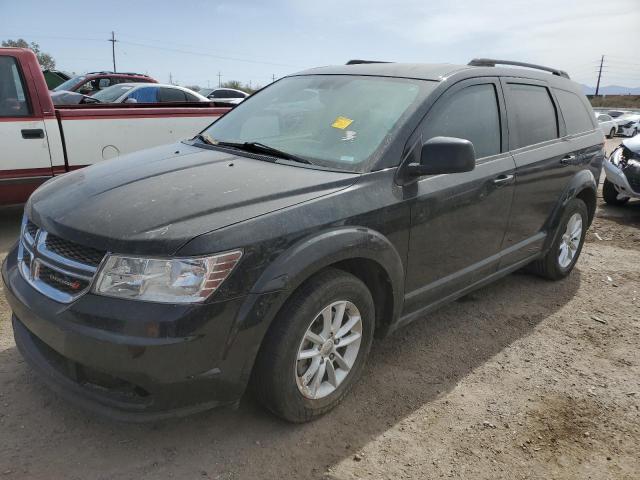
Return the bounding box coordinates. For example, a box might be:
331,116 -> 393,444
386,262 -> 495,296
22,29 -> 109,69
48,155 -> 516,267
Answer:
603,179 -> 629,206
632,128 -> 638,137
529,198 -> 588,280
608,128 -> 616,139
252,268 -> 374,422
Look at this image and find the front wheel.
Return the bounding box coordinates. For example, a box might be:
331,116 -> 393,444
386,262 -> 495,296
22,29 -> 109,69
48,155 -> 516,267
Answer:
608,128 -> 616,139
529,198 -> 588,280
252,268 -> 374,422
603,179 -> 629,206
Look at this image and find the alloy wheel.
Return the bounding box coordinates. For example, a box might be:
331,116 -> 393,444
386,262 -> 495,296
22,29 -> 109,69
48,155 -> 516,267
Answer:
295,300 -> 363,400
558,212 -> 583,268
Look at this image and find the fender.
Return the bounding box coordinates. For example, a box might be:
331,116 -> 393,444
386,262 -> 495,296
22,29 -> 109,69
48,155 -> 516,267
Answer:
222,226 -> 406,388
251,226 -> 405,317
542,168 -> 597,253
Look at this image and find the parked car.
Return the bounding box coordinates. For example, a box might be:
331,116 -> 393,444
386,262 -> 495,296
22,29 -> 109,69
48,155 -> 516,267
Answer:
2,58 -> 603,423
603,135 -> 640,205
595,112 -> 618,138
615,113 -> 640,137
206,88 -> 249,105
52,71 -> 157,96
91,83 -> 209,104
0,48 -> 230,205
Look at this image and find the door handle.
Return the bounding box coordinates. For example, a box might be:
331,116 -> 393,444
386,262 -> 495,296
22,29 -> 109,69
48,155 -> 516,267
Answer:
493,174 -> 514,186
560,154 -> 577,165
21,129 -> 45,139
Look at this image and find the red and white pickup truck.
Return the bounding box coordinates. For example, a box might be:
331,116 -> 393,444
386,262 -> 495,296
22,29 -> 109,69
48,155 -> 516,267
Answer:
0,48 -> 230,206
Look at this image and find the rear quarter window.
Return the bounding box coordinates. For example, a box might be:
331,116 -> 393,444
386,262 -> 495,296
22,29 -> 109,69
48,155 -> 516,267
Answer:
506,83 -> 558,149
554,89 -> 594,135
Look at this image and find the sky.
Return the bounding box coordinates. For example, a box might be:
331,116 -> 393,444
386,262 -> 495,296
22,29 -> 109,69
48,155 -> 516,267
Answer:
2,0 -> 639,89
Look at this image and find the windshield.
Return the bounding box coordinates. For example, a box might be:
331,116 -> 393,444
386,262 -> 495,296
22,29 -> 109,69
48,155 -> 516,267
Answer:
199,75 -> 435,172
92,84 -> 134,103
53,75 -> 86,92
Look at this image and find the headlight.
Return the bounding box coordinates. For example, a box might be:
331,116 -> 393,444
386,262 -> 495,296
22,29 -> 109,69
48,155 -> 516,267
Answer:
93,250 -> 242,303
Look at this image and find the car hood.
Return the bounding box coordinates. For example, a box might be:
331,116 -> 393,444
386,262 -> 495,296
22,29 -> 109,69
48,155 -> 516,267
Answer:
622,135 -> 640,155
27,143 -> 359,255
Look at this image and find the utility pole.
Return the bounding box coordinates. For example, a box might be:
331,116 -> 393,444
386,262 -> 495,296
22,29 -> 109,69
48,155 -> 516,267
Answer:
217,71 -> 222,87
169,72 -> 173,85
272,74 -> 276,83
109,31 -> 117,72
595,55 -> 604,96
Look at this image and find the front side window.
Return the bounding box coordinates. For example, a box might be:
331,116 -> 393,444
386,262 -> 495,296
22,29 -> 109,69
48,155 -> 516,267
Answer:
200,75 -> 434,172
421,83 -> 501,159
554,89 -> 594,135
0,56 -> 30,117
127,86 -> 158,103
507,83 -> 558,149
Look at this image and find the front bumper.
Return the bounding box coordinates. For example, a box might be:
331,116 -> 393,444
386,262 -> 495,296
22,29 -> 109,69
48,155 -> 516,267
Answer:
603,159 -> 640,198
2,247 -> 278,421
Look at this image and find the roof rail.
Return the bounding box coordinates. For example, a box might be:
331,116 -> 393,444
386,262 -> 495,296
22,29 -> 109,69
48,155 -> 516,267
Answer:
346,59 -> 392,65
468,58 -> 570,79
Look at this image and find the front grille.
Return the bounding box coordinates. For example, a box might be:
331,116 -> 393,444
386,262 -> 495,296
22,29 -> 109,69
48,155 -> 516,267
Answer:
25,220 -> 38,239
37,264 -> 91,295
45,233 -> 105,267
18,216 -> 106,303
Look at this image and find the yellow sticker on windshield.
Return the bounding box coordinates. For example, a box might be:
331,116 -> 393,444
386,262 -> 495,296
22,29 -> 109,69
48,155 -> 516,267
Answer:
332,116 -> 353,129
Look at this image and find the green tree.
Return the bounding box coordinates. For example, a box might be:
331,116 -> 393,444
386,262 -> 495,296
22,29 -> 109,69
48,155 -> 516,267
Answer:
221,80 -> 244,91
2,38 -> 56,69
184,85 -> 201,92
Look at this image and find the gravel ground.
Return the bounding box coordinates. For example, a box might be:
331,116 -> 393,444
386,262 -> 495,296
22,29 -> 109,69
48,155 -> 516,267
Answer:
1,139 -> 638,479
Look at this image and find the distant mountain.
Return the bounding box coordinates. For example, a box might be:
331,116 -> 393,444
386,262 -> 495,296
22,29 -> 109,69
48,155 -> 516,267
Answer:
582,84 -> 640,95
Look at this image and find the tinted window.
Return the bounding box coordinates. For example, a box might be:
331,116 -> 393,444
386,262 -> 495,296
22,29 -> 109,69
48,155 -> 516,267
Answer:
598,114 -> 612,122
507,83 -> 558,148
184,92 -> 201,102
158,87 -> 187,102
422,83 -> 501,159
128,86 -> 158,103
0,56 -> 30,117
212,89 -> 232,99
554,89 -> 593,135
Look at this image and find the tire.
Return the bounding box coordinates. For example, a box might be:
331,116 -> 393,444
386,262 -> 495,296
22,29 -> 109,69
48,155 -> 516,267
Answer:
528,198 -> 588,280
608,128 -> 616,139
252,268 -> 375,422
603,179 -> 629,206
633,128 -> 638,137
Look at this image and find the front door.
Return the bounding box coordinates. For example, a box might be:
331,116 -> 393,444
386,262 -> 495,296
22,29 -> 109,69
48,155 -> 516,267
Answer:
403,78 -> 515,314
0,54 -> 53,205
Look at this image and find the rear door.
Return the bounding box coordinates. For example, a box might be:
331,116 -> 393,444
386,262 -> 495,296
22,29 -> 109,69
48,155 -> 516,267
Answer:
498,79 -> 574,267
0,54 -> 53,205
403,78 -> 516,313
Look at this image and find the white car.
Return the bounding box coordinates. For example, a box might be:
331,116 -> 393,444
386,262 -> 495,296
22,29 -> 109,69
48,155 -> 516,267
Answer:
595,112 -> 618,138
206,88 -> 248,105
615,113 -> 640,137
92,83 -> 209,104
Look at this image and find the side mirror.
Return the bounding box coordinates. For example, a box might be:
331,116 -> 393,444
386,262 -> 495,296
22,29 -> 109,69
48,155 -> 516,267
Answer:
123,97 -> 138,104
407,136 -> 475,177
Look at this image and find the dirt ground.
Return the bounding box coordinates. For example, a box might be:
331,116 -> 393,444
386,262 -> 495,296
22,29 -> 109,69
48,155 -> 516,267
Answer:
0,139 -> 638,480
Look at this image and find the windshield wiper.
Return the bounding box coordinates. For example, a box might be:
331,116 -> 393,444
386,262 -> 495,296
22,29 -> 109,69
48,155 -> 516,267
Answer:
192,133 -> 216,145
216,140 -> 313,165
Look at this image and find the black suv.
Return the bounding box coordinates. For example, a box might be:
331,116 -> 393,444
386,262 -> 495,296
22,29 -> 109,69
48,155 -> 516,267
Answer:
2,59 -> 604,422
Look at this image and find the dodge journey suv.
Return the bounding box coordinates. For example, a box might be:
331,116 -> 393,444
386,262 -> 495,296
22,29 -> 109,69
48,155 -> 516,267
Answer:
2,58 -> 604,422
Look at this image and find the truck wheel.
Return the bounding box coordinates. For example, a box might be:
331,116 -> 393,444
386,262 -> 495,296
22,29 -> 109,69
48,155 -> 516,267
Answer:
603,179 -> 629,206
252,268 -> 374,422
529,198 -> 588,280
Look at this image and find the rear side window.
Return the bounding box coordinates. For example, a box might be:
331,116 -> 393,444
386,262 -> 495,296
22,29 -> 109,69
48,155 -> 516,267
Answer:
158,87 -> 187,102
0,56 -> 31,117
507,83 -> 558,148
422,83 -> 501,159
554,89 -> 594,135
